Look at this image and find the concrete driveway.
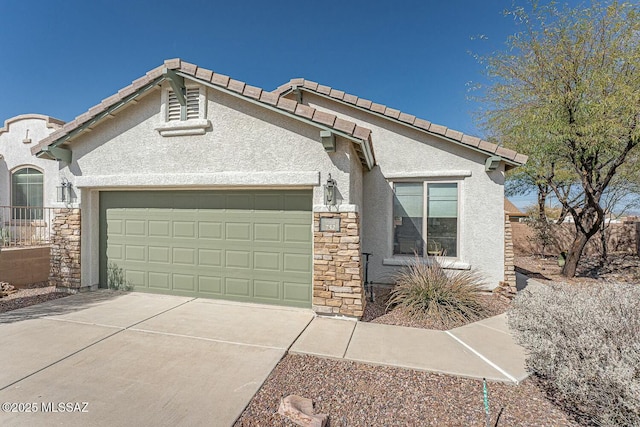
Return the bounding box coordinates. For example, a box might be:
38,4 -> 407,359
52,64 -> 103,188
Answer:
0,291 -> 314,427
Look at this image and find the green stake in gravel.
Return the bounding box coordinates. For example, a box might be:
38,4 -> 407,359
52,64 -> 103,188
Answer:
483,378 -> 490,427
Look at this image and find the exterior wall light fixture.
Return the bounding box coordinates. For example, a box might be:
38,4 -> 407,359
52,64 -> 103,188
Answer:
57,178 -> 74,203
324,174 -> 337,206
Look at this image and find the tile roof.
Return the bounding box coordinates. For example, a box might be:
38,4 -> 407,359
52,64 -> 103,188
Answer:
31,59 -> 375,168
273,79 -> 528,165
504,198 -> 526,217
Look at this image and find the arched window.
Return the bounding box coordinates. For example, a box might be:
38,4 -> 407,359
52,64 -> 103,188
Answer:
11,167 -> 43,219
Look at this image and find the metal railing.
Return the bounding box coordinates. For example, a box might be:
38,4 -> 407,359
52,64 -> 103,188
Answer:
0,206 -> 55,247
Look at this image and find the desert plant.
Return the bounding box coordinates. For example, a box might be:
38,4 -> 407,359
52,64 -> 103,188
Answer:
386,257 -> 489,326
508,283 -> 640,426
107,261 -> 133,291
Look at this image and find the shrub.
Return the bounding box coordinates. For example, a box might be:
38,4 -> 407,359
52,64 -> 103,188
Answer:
386,257 -> 489,326
508,283 -> 640,426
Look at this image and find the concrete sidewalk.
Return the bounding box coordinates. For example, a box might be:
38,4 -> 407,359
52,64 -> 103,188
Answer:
290,277 -> 535,384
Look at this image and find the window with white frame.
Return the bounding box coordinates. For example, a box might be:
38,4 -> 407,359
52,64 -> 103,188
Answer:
11,167 -> 44,220
393,182 -> 458,257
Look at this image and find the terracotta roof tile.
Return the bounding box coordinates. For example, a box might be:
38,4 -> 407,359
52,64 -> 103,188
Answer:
316,85 -> 331,95
312,110 -> 337,127
495,146 -> 518,160
413,118 -> 431,130
329,89 -> 345,100
356,98 -> 372,109
227,79 -> 246,93
290,78 -> 305,86
353,125 -> 371,140
195,68 -> 213,81
180,61 -> 198,76
259,91 -> 279,106
294,104 -> 315,120
398,112 -> 416,125
429,124 -> 447,135
101,93 -> 121,106
146,66 -> 164,80
243,84 -> 262,100
333,117 -> 356,135
303,80 -> 319,91
131,75 -> 151,90
118,85 -> 136,99
343,93 -> 358,104
383,107 -> 401,119
211,73 -> 230,87
514,153 -> 529,164
75,112 -> 93,123
276,97 -> 297,113
478,139 -> 498,153
164,58 -> 181,69
445,129 -> 463,141
370,103 -> 386,114
461,134 -> 481,147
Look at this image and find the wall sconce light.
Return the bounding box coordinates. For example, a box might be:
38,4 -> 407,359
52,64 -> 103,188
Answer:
57,178 -> 73,203
324,174 -> 337,206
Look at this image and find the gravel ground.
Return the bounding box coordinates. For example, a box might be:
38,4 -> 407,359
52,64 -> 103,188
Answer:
0,282 -> 70,314
235,354 -> 579,427
361,285 -> 511,330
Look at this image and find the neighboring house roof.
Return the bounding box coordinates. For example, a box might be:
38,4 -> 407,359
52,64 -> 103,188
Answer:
31,59 -> 376,169
273,79 -> 528,167
0,114 -> 65,136
504,198 -> 526,217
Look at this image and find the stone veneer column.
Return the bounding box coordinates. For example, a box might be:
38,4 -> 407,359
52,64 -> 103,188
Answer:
49,208 -> 81,289
313,211 -> 365,318
502,214 -> 517,295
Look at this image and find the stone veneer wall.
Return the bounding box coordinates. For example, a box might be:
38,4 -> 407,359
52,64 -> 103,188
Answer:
50,208 -> 81,289
313,211 -> 365,317
502,214 -> 517,294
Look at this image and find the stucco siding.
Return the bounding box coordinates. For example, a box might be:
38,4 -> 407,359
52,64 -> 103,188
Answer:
0,116 -> 62,208
301,92 -> 506,288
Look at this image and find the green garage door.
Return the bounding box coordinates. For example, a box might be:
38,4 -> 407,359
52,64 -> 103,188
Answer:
99,190 -> 312,308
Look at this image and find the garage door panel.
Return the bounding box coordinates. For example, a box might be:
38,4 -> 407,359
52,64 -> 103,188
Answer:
225,278 -> 251,297
173,274 -> 195,291
284,282 -> 312,304
225,222 -> 251,240
198,276 -> 222,294
198,249 -> 222,267
254,252 -> 280,271
283,253 -> 311,273
125,245 -> 146,262
149,272 -> 170,289
126,270 -> 147,287
173,221 -> 196,238
100,190 -> 312,307
254,280 -> 280,300
198,222 -> 223,239
148,246 -> 170,263
148,220 -> 171,237
173,248 -> 196,265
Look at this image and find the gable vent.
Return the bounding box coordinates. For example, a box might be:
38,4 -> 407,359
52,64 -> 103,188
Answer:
167,88 -> 200,121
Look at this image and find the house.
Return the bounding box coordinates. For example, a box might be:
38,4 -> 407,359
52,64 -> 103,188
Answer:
18,59 -> 525,318
504,198 -> 527,223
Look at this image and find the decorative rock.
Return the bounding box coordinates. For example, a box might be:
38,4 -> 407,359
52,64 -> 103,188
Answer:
0,282 -> 16,298
277,395 -> 328,427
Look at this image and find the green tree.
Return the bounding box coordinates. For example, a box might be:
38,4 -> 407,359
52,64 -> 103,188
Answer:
482,1 -> 640,277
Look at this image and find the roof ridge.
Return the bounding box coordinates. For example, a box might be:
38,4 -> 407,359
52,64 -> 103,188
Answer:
272,78 -> 527,165
32,59 -> 374,159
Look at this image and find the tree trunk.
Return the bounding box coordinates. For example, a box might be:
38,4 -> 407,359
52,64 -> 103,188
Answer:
599,225 -> 608,265
562,231 -> 590,277
537,188 -> 548,222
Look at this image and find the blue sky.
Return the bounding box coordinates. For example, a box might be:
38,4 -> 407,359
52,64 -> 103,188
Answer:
1,0 -> 537,207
